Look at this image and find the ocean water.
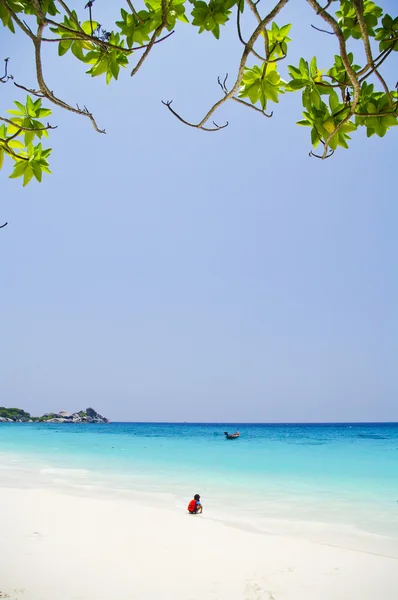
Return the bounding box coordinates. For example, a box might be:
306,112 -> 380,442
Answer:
1,422 -> 398,550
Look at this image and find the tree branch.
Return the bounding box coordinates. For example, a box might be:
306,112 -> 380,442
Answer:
244,0 -> 269,57
236,2 -> 266,61
162,0 -> 290,131
4,1 -> 37,40
31,23 -> 106,133
0,117 -> 57,132
306,0 -> 360,158
126,0 -> 145,24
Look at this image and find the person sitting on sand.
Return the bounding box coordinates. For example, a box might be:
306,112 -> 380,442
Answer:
187,494 -> 203,514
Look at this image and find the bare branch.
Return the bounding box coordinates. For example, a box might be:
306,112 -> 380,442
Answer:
232,96 -> 273,117
245,0 -> 269,57
131,29 -> 161,76
236,2 -> 266,62
130,30 -> 174,51
163,0 -> 290,131
31,23 -> 106,133
0,223 -> 8,229
13,82 -> 46,97
161,101 -> 228,131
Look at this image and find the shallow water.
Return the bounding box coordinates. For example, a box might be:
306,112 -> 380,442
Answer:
1,422 -> 397,545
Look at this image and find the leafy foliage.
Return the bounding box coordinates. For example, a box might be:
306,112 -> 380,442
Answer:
0,0 -> 397,189
239,63 -> 285,110
0,407 -> 31,421
0,96 -> 52,186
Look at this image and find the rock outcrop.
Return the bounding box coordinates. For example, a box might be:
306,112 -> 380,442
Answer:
42,408 -> 110,423
0,407 -> 110,423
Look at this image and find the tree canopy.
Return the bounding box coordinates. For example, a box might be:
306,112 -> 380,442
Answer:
0,0 -> 397,188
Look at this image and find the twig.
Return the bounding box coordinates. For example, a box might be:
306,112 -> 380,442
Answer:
126,0 -> 145,24
131,0 -> 170,76
309,149 -> 334,159
0,58 -> 11,83
161,101 -> 228,131
236,2 -> 266,62
0,223 -> 8,229
232,96 -> 273,117
316,0 -> 334,14
13,82 -> 46,97
245,0 -> 269,57
4,1 -> 36,41
130,30 -> 174,51
0,137 -> 29,160
131,29 -> 161,76
84,0 -> 95,36
0,117 -> 57,132
57,0 -> 83,31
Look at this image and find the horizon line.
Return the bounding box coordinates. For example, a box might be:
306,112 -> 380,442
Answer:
108,420 -> 398,425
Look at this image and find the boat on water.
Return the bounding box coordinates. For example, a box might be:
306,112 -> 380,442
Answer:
224,431 -> 240,439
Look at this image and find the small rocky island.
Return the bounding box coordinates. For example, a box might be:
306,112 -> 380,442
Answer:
0,407 -> 110,423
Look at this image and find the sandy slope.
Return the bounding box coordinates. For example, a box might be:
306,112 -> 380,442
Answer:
0,487 -> 397,600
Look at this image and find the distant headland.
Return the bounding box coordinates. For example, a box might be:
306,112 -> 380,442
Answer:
0,407 -> 110,424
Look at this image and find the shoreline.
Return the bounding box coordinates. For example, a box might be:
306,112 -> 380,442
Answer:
0,484 -> 397,600
1,448 -> 398,559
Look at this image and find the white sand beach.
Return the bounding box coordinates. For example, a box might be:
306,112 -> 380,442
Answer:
0,486 -> 397,600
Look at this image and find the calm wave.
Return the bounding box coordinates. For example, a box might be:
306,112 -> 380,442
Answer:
1,422 -> 398,544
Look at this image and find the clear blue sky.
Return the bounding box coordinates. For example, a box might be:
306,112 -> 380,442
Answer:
1,2 -> 397,422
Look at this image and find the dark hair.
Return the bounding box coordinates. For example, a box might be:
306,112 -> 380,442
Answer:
194,494 -> 200,501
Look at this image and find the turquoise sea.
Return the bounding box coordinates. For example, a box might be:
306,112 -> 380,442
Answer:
1,422 -> 398,549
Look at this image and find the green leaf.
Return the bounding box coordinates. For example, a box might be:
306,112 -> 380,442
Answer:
26,96 -> 36,117
32,161 -> 43,182
24,130 -> 35,146
7,140 -> 25,149
328,134 -> 339,151
81,20 -> 100,35
9,160 -> 27,179
23,165 -> 34,186
71,42 -> 85,61
58,39 -> 73,56
38,109 -> 52,118
311,127 -> 319,148
285,79 -> 306,91
329,90 -> 340,113
279,23 -> 292,37
310,56 -> 317,76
